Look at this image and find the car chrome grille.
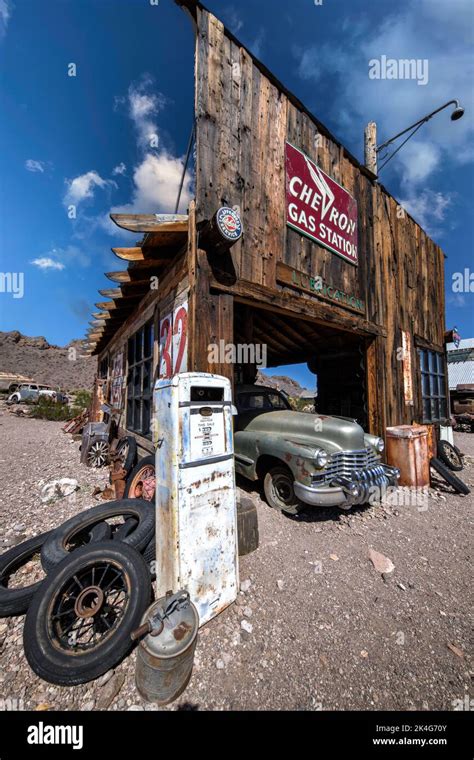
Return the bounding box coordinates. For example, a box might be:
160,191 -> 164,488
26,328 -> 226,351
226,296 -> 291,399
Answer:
313,448 -> 380,485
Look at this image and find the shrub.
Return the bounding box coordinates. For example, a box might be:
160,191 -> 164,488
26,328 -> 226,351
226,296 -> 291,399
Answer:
29,397 -> 85,422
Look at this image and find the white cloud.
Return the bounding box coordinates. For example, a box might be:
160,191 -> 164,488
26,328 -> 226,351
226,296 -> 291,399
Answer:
64,170 -> 117,206
112,162 -> 127,176
294,0 -> 474,231
99,76 -> 193,233
25,159 -> 45,173
104,152 -> 192,232
398,190 -> 453,235
116,75 -> 166,151
0,0 -> 11,41
31,246 -> 91,270
30,257 -> 65,271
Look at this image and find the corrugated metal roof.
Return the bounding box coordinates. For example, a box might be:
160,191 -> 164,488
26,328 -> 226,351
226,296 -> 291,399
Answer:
447,338 -> 474,352
448,360 -> 474,390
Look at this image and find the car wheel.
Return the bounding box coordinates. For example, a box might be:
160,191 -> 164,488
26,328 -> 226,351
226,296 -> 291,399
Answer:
437,440 -> 463,471
263,466 -> 304,516
124,456 -> 156,501
40,499 -> 155,572
23,542 -> 152,685
86,439 -> 109,468
0,532 -> 52,618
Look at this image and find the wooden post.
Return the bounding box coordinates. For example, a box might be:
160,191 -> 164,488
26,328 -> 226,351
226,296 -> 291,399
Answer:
187,200 -> 234,381
364,122 -> 378,175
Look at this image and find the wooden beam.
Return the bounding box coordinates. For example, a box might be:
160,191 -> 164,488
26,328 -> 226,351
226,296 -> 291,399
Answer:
110,213 -> 189,233
98,288 -> 122,299
105,271 -> 132,284
112,247 -> 145,262
92,311 -> 111,320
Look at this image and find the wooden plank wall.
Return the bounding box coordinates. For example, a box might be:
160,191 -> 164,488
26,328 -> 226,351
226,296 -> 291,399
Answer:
194,7 -> 446,431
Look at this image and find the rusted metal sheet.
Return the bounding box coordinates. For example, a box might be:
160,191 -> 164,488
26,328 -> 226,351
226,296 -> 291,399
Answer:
154,372 -> 239,626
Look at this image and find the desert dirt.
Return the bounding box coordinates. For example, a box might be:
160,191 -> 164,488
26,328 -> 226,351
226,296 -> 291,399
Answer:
0,406 -> 472,712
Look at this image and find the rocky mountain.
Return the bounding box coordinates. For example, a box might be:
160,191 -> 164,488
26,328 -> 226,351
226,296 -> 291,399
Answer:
256,371 -> 312,398
0,331 -> 95,391
0,330 -> 312,397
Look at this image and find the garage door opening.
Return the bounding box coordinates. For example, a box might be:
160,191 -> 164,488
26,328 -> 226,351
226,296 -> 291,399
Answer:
234,303 -> 370,429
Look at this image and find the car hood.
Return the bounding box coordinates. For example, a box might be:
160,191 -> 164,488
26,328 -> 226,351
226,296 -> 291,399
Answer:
236,410 -> 367,453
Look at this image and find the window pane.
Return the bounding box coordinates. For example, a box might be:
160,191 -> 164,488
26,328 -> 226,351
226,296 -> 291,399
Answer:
128,336 -> 135,366
440,399 -> 447,419
133,365 -> 142,396
419,350 -> 428,371
421,374 -> 430,398
143,399 -> 151,437
431,398 -> 439,421
144,321 -> 153,358
126,398 -> 133,430
143,360 -> 152,396
430,374 -> 438,397
423,400 -> 431,421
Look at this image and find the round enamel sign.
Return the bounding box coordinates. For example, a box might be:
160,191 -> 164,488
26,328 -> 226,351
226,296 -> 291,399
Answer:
216,207 -> 243,242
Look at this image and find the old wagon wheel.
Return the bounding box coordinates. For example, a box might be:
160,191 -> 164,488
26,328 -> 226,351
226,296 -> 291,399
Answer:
86,440 -> 109,468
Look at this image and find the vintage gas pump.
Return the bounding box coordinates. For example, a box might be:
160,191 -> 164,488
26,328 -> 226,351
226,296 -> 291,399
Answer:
153,372 -> 239,625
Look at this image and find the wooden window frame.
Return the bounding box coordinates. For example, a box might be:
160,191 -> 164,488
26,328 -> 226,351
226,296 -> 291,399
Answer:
126,319 -> 154,439
417,347 -> 448,424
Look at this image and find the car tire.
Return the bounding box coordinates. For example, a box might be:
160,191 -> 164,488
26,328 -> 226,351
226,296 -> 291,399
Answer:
430,457 -> 470,495
40,499 -> 156,572
23,542 -> 152,685
0,532 -> 52,618
437,440 -> 463,471
124,456 -> 156,501
263,466 -> 304,516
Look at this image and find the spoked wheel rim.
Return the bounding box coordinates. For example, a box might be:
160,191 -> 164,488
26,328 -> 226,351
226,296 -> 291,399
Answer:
271,473 -> 295,506
87,441 -> 109,467
128,465 -> 156,501
48,560 -> 130,653
445,446 -> 462,468
116,439 -> 129,465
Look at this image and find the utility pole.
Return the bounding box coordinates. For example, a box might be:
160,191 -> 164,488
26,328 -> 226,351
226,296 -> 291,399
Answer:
364,122 -> 377,175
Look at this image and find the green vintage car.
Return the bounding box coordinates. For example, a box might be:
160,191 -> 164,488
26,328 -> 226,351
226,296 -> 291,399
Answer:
234,384 -> 399,515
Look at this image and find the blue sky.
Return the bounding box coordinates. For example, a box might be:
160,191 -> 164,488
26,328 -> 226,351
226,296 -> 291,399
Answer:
0,0 -> 473,390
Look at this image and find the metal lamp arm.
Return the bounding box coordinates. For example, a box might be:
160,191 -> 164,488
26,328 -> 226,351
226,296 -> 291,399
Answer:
376,100 -> 460,153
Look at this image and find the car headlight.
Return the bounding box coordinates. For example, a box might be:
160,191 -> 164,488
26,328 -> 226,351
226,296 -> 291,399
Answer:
375,437 -> 384,453
314,448 -> 328,468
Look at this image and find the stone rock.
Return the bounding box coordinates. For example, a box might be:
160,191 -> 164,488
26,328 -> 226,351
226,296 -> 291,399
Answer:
243,606 -> 253,618
368,548 -> 395,575
241,620 -> 253,634
277,579 -> 285,591
240,579 -> 251,593
40,478 -> 79,503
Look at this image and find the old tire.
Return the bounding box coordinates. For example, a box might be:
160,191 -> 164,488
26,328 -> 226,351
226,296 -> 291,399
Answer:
263,466 -> 304,516
430,457 -> 470,495
40,499 -> 155,572
437,440 -> 463,471
124,456 -> 156,501
23,542 -> 151,685
0,532 -> 52,618
114,436 -> 137,477
237,497 -> 259,556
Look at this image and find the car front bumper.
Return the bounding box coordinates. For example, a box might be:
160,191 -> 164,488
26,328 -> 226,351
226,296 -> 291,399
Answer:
294,464 -> 400,509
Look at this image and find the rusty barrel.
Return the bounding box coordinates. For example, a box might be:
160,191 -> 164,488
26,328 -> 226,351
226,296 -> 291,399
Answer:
135,595 -> 199,705
385,425 -> 430,487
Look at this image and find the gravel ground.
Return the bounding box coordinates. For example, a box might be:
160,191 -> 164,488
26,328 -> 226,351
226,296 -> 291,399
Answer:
0,406 -> 472,712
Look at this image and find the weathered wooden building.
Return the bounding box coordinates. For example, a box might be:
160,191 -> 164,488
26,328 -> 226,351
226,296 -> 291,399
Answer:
86,0 -> 448,455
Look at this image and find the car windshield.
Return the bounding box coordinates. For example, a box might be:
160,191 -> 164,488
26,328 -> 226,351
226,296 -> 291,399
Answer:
237,391 -> 290,412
